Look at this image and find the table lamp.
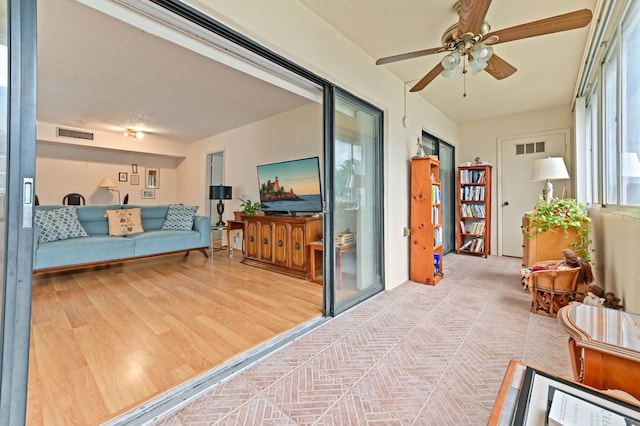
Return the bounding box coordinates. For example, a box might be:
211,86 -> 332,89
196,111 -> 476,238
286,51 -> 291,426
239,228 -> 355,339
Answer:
532,157 -> 569,203
209,185 -> 232,226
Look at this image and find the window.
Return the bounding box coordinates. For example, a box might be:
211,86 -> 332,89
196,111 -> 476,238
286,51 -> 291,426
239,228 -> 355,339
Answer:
621,0 -> 640,206
603,45 -> 618,205
583,0 -> 640,210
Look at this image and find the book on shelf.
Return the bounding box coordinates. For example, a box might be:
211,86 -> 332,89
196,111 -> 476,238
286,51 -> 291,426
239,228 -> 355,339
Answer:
434,253 -> 441,274
431,184 -> 441,204
460,239 -> 473,250
433,226 -> 443,247
460,169 -> 487,184
469,221 -> 485,235
459,221 -> 467,233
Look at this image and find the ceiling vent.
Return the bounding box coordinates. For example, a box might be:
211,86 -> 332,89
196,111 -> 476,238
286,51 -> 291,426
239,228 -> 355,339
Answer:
56,127 -> 94,140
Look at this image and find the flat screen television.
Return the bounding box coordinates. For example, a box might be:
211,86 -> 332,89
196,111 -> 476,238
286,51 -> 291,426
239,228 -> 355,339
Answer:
257,157 -> 323,215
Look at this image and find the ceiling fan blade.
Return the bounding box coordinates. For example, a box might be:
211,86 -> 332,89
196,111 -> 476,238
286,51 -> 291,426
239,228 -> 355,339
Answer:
410,63 -> 445,92
459,0 -> 493,35
484,54 -> 517,80
484,9 -> 592,45
376,46 -> 444,65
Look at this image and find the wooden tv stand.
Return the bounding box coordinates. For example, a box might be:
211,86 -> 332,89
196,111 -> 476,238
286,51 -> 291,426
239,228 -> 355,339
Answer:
242,215 -> 322,279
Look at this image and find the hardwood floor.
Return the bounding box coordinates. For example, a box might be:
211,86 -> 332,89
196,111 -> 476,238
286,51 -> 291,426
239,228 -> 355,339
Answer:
27,251 -> 323,425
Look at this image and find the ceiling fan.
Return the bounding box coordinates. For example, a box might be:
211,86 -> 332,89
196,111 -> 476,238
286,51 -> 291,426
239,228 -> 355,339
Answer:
376,0 -> 593,93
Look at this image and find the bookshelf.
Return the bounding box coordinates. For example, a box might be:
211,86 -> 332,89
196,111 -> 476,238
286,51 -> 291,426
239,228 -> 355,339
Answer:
410,157 -> 443,285
457,165 -> 492,258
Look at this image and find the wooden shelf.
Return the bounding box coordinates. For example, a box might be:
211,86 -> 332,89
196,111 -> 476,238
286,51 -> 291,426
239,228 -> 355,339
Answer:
410,157 -> 443,285
457,165 -> 492,258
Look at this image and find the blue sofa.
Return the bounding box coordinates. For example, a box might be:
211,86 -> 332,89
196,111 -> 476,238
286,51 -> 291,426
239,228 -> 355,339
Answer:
33,204 -> 211,272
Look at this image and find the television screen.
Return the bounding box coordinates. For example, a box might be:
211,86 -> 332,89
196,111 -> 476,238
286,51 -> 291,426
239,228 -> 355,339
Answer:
257,157 -> 323,215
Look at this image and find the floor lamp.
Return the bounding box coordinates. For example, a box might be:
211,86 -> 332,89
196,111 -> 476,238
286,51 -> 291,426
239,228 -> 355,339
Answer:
98,178 -> 121,204
209,185 -> 232,226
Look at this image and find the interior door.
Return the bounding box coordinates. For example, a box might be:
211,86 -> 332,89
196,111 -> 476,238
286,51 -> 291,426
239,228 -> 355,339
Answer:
499,129 -> 572,257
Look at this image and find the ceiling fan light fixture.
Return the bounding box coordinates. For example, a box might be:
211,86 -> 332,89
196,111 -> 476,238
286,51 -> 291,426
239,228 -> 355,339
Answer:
468,58 -> 488,75
470,44 -> 493,61
441,67 -> 458,79
441,50 -> 461,70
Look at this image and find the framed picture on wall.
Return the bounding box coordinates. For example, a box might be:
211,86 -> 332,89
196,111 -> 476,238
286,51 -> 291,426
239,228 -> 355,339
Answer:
146,168 -> 159,189
131,175 -> 139,185
141,189 -> 155,199
118,172 -> 128,182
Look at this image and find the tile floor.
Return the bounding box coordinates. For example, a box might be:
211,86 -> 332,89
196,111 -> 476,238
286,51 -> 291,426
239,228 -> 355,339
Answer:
155,254 -> 572,425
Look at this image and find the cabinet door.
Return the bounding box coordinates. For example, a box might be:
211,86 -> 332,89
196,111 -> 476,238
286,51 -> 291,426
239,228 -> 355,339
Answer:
290,223 -> 307,272
273,221 -> 288,267
245,220 -> 258,259
259,222 -> 273,262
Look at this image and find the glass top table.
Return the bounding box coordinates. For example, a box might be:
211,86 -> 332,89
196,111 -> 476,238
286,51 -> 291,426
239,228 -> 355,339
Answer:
562,304 -> 640,351
557,304 -> 640,401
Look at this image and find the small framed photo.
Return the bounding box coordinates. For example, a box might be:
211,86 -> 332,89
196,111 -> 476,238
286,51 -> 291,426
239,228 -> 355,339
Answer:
118,172 -> 128,182
131,164 -> 138,174
141,189 -> 155,199
131,175 -> 140,185
146,168 -> 159,189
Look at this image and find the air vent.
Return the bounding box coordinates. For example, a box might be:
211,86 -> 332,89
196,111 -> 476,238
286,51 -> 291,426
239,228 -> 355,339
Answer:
56,127 -> 94,140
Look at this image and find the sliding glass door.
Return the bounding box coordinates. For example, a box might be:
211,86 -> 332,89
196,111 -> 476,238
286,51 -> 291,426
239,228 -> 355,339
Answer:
330,89 -> 384,315
1,0 -> 37,423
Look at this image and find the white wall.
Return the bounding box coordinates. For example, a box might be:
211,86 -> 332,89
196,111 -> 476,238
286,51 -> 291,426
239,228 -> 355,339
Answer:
179,103 -> 323,215
459,107 -> 573,254
36,142 -> 179,206
589,208 -> 640,313
181,0 -> 460,290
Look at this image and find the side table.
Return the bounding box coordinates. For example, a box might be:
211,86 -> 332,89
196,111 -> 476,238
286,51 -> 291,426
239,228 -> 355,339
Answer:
226,220 -> 245,256
210,224 -> 227,254
308,241 -> 355,288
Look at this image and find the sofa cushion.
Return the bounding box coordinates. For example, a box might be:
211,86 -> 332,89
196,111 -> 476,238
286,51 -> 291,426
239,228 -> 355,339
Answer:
126,229 -> 203,257
34,235 -> 136,270
34,207 -> 89,243
124,205 -> 169,231
105,208 -> 144,236
161,204 -> 199,231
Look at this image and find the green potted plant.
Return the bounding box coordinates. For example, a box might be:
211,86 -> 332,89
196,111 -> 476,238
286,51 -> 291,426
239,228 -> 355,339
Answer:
238,198 -> 262,216
523,197 -> 592,262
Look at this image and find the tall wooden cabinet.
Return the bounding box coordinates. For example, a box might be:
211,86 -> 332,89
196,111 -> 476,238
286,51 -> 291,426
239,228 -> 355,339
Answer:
410,158 -> 443,285
242,215 -> 322,279
457,165 -> 492,258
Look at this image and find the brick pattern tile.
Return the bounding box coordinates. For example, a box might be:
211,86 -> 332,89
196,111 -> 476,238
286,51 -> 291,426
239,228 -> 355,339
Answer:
155,255 -> 576,425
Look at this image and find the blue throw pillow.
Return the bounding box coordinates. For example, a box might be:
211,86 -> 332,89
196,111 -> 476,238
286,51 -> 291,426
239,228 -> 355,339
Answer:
161,204 -> 199,231
34,207 -> 89,243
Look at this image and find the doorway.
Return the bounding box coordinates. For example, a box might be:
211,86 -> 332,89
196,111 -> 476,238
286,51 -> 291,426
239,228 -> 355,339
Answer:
498,128 -> 572,257
421,132 -> 456,254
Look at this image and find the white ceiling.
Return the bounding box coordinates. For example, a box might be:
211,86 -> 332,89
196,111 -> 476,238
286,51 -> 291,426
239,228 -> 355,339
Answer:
36,0 -> 313,144
36,0 -> 597,144
300,0 -> 598,124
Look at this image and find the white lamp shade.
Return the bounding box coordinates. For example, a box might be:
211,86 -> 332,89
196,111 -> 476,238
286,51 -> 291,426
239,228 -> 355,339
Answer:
622,152 -> 640,177
98,178 -> 117,188
532,157 -> 570,181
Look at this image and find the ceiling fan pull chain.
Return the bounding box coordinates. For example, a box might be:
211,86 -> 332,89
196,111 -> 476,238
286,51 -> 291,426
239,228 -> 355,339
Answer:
463,56 -> 468,98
